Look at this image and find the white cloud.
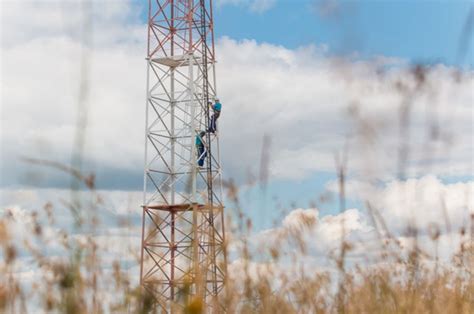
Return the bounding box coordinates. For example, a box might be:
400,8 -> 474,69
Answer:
252,206 -> 371,259
3,175 -> 470,268
1,0 -> 144,48
216,38 -> 473,181
326,175 -> 474,234
249,0 -> 276,13
369,176 -> 473,234
242,175 -> 473,273
1,1 -> 472,187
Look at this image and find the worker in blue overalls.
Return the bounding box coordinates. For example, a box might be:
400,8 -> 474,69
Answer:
196,131 -> 207,167
207,98 -> 222,133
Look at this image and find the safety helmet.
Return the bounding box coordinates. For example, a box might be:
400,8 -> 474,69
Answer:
214,97 -> 219,102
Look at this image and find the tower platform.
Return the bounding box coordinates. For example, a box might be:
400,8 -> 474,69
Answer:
144,203 -> 223,212
151,55 -> 215,68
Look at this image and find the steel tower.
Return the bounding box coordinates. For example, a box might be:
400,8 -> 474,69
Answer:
139,0 -> 226,312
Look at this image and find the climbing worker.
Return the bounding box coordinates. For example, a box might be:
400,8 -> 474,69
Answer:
207,97 -> 222,133
196,131 -> 207,167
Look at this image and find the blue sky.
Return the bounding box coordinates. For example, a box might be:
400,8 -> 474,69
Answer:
212,0 -> 473,66
131,1 -> 473,66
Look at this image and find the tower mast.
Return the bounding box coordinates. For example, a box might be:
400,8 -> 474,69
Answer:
139,0 -> 226,312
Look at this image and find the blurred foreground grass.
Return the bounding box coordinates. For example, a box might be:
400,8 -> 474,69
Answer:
1,168 -> 472,313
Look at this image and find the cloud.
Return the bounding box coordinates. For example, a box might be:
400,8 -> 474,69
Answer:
241,175 -> 473,272
252,206 -> 371,259
216,38 -> 473,182
326,175 -> 474,234
3,175 -> 470,267
0,0 -> 144,48
1,0 -> 472,190
369,176 -> 473,234
1,0 -> 146,188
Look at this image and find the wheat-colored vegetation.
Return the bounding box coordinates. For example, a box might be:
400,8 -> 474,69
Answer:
1,157 -> 473,313
2,3 -> 474,313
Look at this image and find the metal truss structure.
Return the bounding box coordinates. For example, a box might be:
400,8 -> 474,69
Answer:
139,0 -> 226,312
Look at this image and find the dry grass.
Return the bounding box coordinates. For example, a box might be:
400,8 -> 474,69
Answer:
1,165 -> 473,313
2,3 -> 473,314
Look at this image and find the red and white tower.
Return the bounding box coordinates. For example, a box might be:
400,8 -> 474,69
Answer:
139,0 -> 226,312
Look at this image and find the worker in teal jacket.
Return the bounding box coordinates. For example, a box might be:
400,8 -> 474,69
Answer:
196,131 -> 207,167
208,98 -> 222,133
